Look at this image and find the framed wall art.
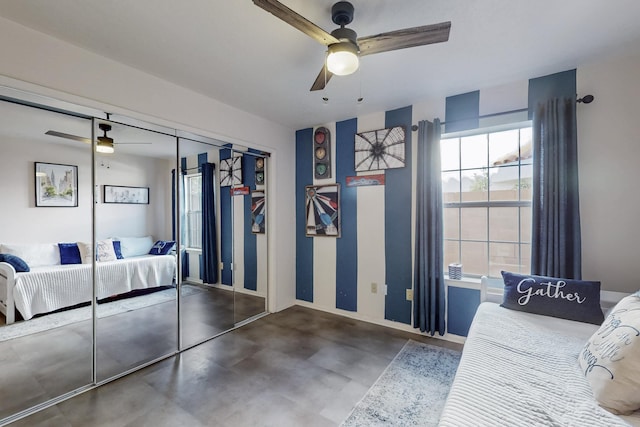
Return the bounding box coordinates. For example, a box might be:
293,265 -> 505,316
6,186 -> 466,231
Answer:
305,184 -> 340,237
104,185 -> 149,204
251,191 -> 266,234
35,162 -> 78,207
354,126 -> 406,171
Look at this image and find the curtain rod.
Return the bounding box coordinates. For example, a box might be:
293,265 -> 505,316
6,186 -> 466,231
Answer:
411,94 -> 594,130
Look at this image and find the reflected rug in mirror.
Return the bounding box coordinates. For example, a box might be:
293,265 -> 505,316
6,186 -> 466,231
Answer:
341,340 -> 461,427
0,287 -> 195,342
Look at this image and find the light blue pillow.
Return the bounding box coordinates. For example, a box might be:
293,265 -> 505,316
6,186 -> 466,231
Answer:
0,253 -> 30,272
58,243 -> 81,265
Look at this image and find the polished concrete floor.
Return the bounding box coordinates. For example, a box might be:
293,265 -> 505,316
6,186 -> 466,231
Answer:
0,284 -> 266,422
7,305 -> 461,426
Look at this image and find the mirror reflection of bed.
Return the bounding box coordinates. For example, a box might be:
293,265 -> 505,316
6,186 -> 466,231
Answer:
0,96 -> 268,419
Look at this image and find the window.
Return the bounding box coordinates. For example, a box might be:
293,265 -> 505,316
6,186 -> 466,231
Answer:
184,173 -> 202,249
441,122 -> 532,278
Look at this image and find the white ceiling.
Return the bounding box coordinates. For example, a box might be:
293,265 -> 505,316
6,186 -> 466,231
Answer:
1,1 -> 640,130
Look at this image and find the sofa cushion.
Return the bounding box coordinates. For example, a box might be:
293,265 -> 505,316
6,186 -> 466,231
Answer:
0,243 -> 60,267
0,254 -> 30,272
578,292 -> 640,414
96,239 -> 117,262
114,236 -> 154,258
501,271 -> 604,324
58,243 -> 82,265
149,240 -> 175,255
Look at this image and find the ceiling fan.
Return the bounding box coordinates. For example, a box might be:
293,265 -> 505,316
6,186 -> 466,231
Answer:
45,123 -> 151,154
253,0 -> 451,91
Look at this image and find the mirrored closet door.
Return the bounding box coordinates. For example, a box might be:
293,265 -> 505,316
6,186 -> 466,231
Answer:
93,118 -> 179,382
0,99 -> 94,418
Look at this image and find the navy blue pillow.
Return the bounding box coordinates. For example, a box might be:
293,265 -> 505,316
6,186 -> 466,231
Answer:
112,240 -> 124,259
0,253 -> 30,272
501,271 -> 604,324
58,243 -> 81,265
149,240 -> 175,255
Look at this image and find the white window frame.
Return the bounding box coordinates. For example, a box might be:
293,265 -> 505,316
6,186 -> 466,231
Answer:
184,172 -> 202,250
441,121 -> 533,278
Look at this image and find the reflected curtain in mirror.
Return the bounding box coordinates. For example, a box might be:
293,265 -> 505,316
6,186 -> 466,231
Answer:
201,163 -> 219,283
172,168 -> 188,280
531,97 -> 581,279
413,119 -> 446,335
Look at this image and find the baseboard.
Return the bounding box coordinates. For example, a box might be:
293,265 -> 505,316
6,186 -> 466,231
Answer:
294,300 -> 466,345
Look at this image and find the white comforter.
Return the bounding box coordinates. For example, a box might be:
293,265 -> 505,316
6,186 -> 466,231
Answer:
439,302 -> 640,427
13,255 -> 175,320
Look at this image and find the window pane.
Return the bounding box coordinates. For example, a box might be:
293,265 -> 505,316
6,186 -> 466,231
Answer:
520,244 -> 531,274
444,208 -> 459,239
489,129 -> 519,166
442,171 -> 460,203
460,207 -> 487,240
460,134 -> 487,170
461,241 -> 488,276
489,242 -> 520,277
520,127 -> 533,165
488,165 -> 519,201
444,240 -> 460,268
440,138 -> 459,171
520,164 -> 532,201
520,207 -> 531,243
489,207 -> 518,242
461,168 -> 488,202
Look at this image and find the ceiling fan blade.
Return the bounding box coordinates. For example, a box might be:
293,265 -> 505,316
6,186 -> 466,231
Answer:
310,64 -> 334,91
253,0 -> 339,45
358,22 -> 451,57
45,130 -> 91,144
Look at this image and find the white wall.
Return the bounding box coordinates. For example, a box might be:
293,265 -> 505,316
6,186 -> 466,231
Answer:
0,16 -> 296,312
577,53 -> 640,293
0,132 -> 169,245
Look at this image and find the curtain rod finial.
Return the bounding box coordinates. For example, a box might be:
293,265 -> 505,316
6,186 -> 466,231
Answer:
411,124 -> 418,132
577,94 -> 594,104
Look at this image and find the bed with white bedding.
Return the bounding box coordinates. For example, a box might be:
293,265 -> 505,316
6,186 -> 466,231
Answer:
439,302 -> 640,427
0,254 -> 175,323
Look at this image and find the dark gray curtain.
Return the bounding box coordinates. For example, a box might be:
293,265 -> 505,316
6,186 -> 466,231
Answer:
531,97 -> 582,279
201,162 -> 218,283
413,119 -> 446,335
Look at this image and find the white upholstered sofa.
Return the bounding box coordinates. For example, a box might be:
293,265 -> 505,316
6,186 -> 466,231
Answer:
0,241 -> 175,324
439,276 -> 640,427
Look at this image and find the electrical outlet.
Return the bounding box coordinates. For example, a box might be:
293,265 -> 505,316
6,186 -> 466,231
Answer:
371,282 -> 378,293
406,289 -> 414,301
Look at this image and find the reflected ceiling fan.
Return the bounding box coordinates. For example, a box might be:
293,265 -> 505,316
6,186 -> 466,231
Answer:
45,123 -> 151,154
253,0 -> 451,91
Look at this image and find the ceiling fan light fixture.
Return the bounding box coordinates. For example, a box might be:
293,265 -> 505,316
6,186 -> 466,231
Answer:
326,42 -> 359,76
96,137 -> 115,154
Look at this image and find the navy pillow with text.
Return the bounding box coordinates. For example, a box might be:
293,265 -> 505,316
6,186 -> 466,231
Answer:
148,240 -> 175,256
501,271 -> 604,324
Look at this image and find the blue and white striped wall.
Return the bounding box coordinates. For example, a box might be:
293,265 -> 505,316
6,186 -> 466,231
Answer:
182,149 -> 267,298
295,69 -> 577,337
296,106 -> 416,326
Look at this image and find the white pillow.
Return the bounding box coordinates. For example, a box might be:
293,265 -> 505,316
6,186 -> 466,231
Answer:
0,243 -> 60,267
578,292 -> 640,414
77,242 -> 93,264
114,236 -> 154,258
96,239 -> 117,262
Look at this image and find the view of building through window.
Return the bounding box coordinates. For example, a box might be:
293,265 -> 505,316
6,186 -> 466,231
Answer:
441,122 -> 532,278
185,173 -> 203,249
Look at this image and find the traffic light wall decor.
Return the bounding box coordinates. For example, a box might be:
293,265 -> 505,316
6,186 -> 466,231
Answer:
314,127 -> 331,179
255,157 -> 265,186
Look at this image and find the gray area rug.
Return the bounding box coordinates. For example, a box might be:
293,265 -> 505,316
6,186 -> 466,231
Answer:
0,287 -> 190,342
341,340 -> 461,427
